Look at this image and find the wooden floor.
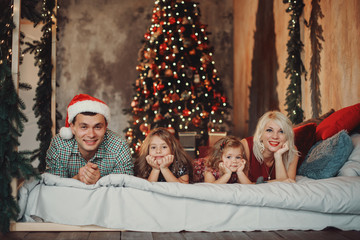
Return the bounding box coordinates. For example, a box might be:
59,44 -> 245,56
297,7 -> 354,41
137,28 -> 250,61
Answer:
2,228 -> 360,240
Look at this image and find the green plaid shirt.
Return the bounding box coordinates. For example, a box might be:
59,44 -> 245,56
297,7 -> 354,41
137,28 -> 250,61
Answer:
45,130 -> 134,178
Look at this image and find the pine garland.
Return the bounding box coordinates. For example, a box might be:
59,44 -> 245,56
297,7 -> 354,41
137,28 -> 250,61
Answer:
308,0 -> 323,118
0,1 -> 38,233
23,0 -> 61,172
283,0 -> 306,124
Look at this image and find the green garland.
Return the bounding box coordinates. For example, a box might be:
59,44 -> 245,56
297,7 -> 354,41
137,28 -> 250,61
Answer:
0,1 -> 38,233
308,0 -> 323,118
283,0 -> 306,124
23,0 -> 61,172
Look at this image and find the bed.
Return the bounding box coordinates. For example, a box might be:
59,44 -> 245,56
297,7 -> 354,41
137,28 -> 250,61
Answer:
14,105 -> 360,232
16,169 -> 360,232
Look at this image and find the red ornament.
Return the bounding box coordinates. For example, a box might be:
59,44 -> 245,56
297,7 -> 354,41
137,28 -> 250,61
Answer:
211,105 -> 218,112
169,17 -> 176,24
163,95 -> 171,104
182,108 -> 191,117
154,113 -> 164,122
213,92 -> 221,98
171,93 -> 180,102
144,32 -> 150,40
201,110 -> 209,119
136,65 -> 143,71
221,96 -> 227,103
160,43 -> 167,50
131,100 -> 138,108
152,101 -> 160,110
167,127 -> 175,134
140,123 -> 150,133
161,62 -> 166,69
192,116 -> 201,127
165,69 -> 173,77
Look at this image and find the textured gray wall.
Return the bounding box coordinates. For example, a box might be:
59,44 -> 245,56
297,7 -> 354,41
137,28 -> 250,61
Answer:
57,0 -> 233,136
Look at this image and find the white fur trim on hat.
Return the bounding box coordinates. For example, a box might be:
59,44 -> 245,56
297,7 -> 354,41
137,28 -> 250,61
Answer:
67,100 -> 110,125
59,127 -> 73,139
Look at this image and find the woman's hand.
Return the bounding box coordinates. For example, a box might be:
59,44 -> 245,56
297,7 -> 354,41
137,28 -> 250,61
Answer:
275,141 -> 289,158
146,155 -> 160,170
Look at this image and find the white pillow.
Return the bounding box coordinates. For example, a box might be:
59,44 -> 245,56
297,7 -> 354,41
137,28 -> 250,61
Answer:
338,133 -> 360,176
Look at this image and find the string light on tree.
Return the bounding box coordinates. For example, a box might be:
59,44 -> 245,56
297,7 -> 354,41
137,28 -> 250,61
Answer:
123,0 -> 231,156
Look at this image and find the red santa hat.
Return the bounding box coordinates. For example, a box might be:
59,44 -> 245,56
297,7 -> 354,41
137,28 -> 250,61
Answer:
59,94 -> 110,139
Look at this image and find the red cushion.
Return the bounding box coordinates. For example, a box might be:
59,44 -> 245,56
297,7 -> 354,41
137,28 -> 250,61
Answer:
315,103 -> 360,141
198,146 -> 210,158
294,123 -> 317,167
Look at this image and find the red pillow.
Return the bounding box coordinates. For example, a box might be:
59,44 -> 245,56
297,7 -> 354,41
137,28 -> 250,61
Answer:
316,103 -> 360,141
293,123 -> 317,168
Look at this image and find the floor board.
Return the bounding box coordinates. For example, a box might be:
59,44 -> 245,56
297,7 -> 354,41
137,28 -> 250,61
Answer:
88,231 -> 121,240
121,231 -> 153,240
1,229 -> 360,240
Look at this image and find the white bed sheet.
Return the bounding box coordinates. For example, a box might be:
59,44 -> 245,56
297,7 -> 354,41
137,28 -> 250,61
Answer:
17,173 -> 360,232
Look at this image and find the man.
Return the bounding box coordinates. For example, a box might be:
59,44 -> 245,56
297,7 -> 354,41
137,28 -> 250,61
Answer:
46,94 -> 134,184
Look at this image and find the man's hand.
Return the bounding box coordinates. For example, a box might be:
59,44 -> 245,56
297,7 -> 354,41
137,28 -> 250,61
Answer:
78,162 -> 101,185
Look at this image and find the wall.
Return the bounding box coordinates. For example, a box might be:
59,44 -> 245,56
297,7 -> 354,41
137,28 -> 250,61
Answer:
56,0 -> 233,137
18,21 -> 43,167
233,0 -> 360,138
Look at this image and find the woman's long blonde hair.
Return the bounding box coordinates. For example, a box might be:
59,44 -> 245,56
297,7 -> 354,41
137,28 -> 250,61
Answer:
253,111 -> 298,169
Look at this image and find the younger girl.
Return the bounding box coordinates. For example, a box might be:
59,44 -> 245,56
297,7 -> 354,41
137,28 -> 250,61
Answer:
134,127 -> 193,183
204,136 -> 248,184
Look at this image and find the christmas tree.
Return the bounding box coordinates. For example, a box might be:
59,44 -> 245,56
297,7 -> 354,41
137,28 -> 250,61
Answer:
124,0 -> 231,156
0,1 -> 38,233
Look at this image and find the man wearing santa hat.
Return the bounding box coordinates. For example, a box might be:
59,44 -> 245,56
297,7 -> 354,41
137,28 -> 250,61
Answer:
45,94 -> 134,184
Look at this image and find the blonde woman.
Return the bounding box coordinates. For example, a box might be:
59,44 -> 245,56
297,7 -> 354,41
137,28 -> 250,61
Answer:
240,111 -> 299,183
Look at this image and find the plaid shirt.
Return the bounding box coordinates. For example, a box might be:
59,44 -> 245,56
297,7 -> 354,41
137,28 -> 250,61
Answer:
46,130 -> 134,178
